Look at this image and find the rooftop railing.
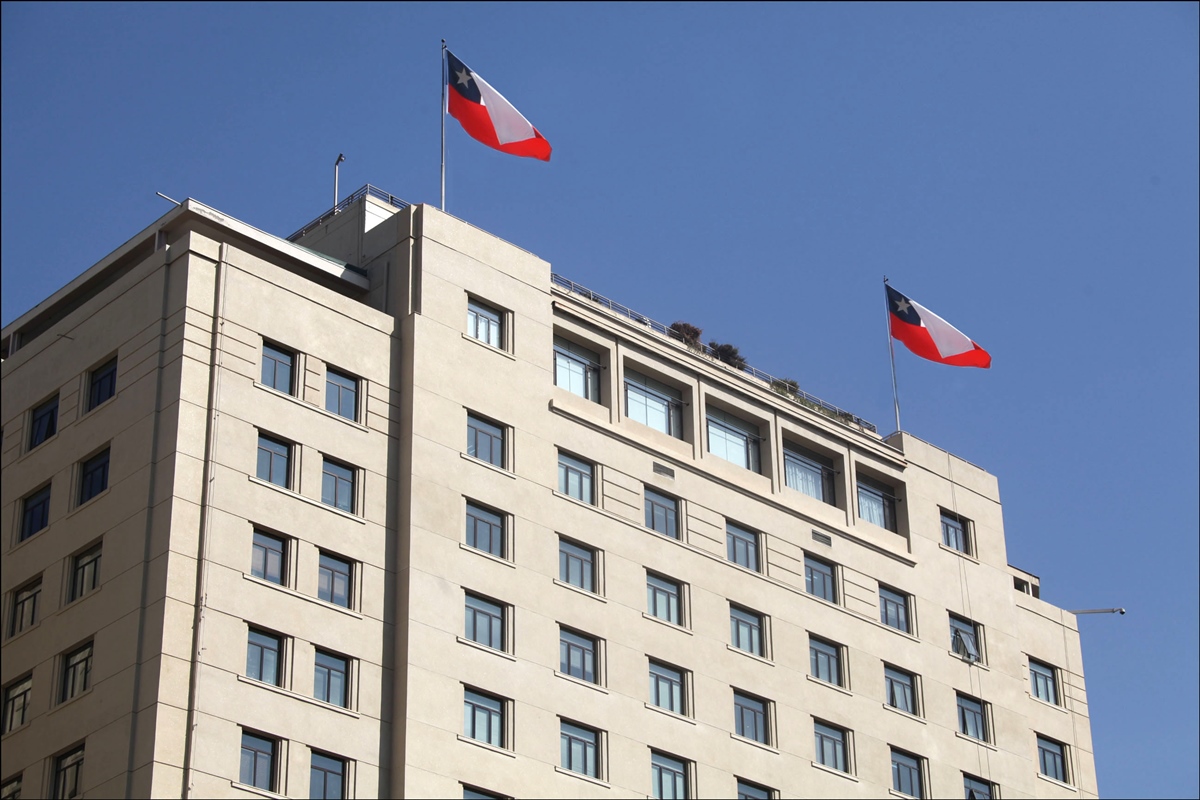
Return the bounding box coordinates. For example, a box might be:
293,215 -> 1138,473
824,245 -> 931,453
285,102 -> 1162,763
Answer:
551,273 -> 877,433
287,184 -> 409,242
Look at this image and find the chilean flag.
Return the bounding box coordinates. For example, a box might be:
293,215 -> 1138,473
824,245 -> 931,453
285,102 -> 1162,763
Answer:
887,285 -> 992,368
446,50 -> 552,161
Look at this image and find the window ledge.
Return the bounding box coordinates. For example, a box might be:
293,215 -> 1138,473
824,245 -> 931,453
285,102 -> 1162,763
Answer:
0,721 -> 29,741
552,578 -> 607,602
10,526 -> 48,553
872,618 -> 921,643
253,381 -> 370,432
456,636 -> 517,662
247,476 -> 367,523
456,734 -> 517,757
83,394 -> 117,416
806,674 -> 853,697
554,671 -> 608,694
50,686 -> 94,716
954,731 -> 997,751
1035,772 -> 1076,791
730,733 -> 779,754
21,431 -> 61,460
554,766 -> 610,788
231,781 -> 289,799
551,489 -> 598,509
726,644 -> 774,666
939,543 -> 981,564
889,790 -> 920,799
882,704 -> 927,724
644,702 -> 695,725
241,573 -> 363,619
235,675 -> 360,718
460,453 -> 516,478
68,487 -> 110,517
946,650 -> 990,670
3,620 -> 40,645
62,584 -> 104,612
459,542 -> 517,568
641,612 -> 692,635
811,762 -> 858,782
462,332 -> 516,360
1027,692 -> 1069,713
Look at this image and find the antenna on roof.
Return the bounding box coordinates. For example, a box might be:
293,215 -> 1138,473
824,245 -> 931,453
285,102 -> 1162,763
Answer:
156,192 -> 181,206
334,154 -> 346,211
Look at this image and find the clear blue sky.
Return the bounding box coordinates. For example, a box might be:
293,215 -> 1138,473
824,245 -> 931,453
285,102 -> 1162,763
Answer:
3,3 -> 1197,796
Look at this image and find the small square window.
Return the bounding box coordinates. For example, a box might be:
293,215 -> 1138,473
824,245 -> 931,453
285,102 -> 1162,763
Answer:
310,752 -> 346,800
957,693 -> 989,742
559,538 -> 597,593
251,531 -> 286,585
467,414 -> 505,468
240,731 -> 277,791
467,300 -> 503,348
61,642 -> 93,702
78,448 -> 110,505
726,522 -> 760,572
9,579 -> 41,637
554,336 -> 601,402
53,745 -> 85,800
645,487 -> 679,539
465,502 -> 505,558
325,368 -> 359,421
963,773 -> 995,799
707,408 -> 760,472
1030,658 -> 1059,705
784,446 -> 835,505
891,747 -> 924,798
3,676 -> 32,733
880,586 -> 912,633
321,458 -> 356,513
804,555 -> 837,603
737,778 -> 774,800
885,665 -> 918,716
649,660 -> 686,715
730,605 -> 765,657
261,343 -> 294,394
465,593 -> 506,651
88,358 -> 118,411
463,688 -> 506,748
734,690 -> 770,745
647,573 -> 683,626
809,636 -> 843,687
70,545 -> 102,602
256,435 -> 291,488
558,452 -> 594,504
560,719 -> 601,778
314,650 -> 349,708
20,485 -> 51,541
941,510 -> 972,555
857,475 -> 897,531
28,395 -> 59,450
625,368 -> 684,438
319,553 -> 353,609
651,751 -> 689,799
246,629 -> 282,686
559,627 -> 599,684
813,721 -> 849,773
1037,734 -> 1069,783
950,614 -> 983,662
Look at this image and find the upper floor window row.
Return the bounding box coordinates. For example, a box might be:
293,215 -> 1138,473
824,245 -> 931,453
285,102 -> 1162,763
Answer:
22,357 -> 119,453
255,433 -> 362,516
260,341 -> 362,423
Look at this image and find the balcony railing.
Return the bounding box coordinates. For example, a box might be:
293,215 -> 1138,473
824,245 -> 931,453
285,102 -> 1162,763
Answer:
287,184 -> 409,242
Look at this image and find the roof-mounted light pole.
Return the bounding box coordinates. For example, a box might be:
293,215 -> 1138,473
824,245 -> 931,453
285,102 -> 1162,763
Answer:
334,153 -> 346,211
1068,608 -> 1127,615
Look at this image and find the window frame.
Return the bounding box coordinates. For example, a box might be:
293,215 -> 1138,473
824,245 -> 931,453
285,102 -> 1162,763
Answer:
87,357 -> 118,411
239,730 -> 278,792
558,537 -> 598,594
559,718 -> 602,779
324,367 -> 359,422
260,342 -> 295,395
53,745 -> 85,800
730,604 -> 766,658
646,572 -> 684,626
463,687 -> 506,748
28,395 -> 59,451
256,434 -> 291,488
644,487 -> 679,539
890,747 -> 924,798
60,642 -> 93,702
3,675 -> 32,734
9,579 -> 41,637
804,554 -> 837,603
20,484 -> 52,542
465,501 -> 506,558
950,614 -> 983,663
813,720 -> 850,773
251,530 -> 287,585
1037,734 -> 1069,784
559,626 -> 600,684
941,510 -> 972,555
733,689 -> 771,745
650,750 -> 689,800
726,522 -> 761,572
625,368 -> 684,439
963,773 -> 995,799
809,635 -> 844,687
320,456 -> 356,514
706,408 -> 761,473
648,659 -> 687,716
879,585 -> 912,634
464,592 -> 506,652
783,445 -> 836,505
69,544 -> 102,602
957,692 -> 990,742
884,665 -> 919,716
0,775 -> 21,800
318,552 -> 354,609
467,298 -> 504,349
77,448 -> 110,505
309,751 -> 346,800
554,336 -> 602,403
736,778 -> 774,800
246,629 -> 283,687
557,451 -> 594,504
314,650 -> 350,708
467,413 -> 506,468
1030,658 -> 1060,705
856,475 -> 898,531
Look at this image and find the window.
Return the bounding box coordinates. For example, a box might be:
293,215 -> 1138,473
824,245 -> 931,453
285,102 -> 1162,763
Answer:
321,458 -> 355,513
310,752 -> 345,800
804,555 -> 836,603
466,502 -> 505,558
647,573 -> 682,625
467,299 -> 502,348
730,605 -> 765,657
1037,735 -> 1068,783
885,666 -> 917,715
318,553 -> 353,608
3,676 -> 32,733
78,448 -> 110,504
813,721 -> 848,772
462,787 -> 507,800
737,779 -> 773,800
941,511 -> 971,555
880,586 -> 911,633
963,774 -> 995,799
809,636 -> 843,686
261,343 -> 294,394
240,731 -> 276,791
554,336 -> 601,402
465,594 -> 505,650
20,485 -> 51,541
651,751 -> 688,800
560,720 -> 600,778
251,531 -> 286,585
706,408 -> 760,472
560,628 -> 598,683
557,452 -> 594,503
891,748 -> 923,798
0,776 -> 20,800
256,435 -> 290,488
314,651 -> 349,708
559,539 -> 596,593
463,689 -> 505,747
734,691 -> 769,745
246,630 -> 282,686
28,396 -> 58,450
950,615 -> 982,662
61,643 -> 92,701
1030,659 -> 1059,705
784,446 -> 835,505
9,580 -> 40,636
857,476 -> 897,531
325,369 -> 358,421
726,522 -> 760,571
53,746 -> 85,800
644,487 -> 678,539
88,358 -> 117,410
467,414 -> 504,467
957,693 -> 988,742
70,545 -> 102,602
625,369 -> 683,438
649,661 -> 685,715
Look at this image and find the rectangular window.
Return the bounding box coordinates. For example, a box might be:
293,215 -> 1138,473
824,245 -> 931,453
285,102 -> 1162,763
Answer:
813,721 -> 848,772
784,446 -> 835,505
88,358 -> 118,411
61,643 -> 92,702
256,435 -> 290,488
885,666 -> 917,715
251,531 -> 286,585
1030,659 -> 1059,705
240,731 -> 276,791
726,522 -> 760,571
462,786 -> 507,800
321,458 -> 355,513
559,628 -> 598,683
29,396 -> 58,450
963,774 -> 994,799
0,776 -> 20,800
891,748 -> 923,798
804,555 -> 836,603
314,651 -> 349,708
53,746 -> 85,800
465,594 -> 505,650
465,502 -> 505,558
558,539 -> 596,593
734,691 -> 769,745
706,408 -> 760,472
246,630 -> 281,686
78,448 -> 110,504
9,580 -> 40,636
950,614 -> 982,662
325,368 -> 358,421
70,545 -> 101,602
554,336 -> 601,402
941,511 -> 971,555
957,693 -> 988,742
1037,735 -> 1068,783
625,369 -> 683,438
463,689 -> 505,747
557,452 -> 594,503
467,300 -> 503,348
651,751 -> 688,800
560,720 -> 600,778
261,343 -> 294,394
647,573 -> 682,625
318,553 -> 353,608
310,752 -> 345,800
730,605 -> 764,657
737,779 -> 773,800
879,586 -> 911,633
648,661 -> 685,715
857,476 -> 897,531
20,485 -> 51,541
3,676 -> 32,733
467,414 -> 505,467
809,636 -> 843,686
644,487 -> 678,538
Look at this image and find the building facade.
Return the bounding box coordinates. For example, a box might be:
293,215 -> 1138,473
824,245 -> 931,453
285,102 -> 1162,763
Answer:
1,187 -> 1097,799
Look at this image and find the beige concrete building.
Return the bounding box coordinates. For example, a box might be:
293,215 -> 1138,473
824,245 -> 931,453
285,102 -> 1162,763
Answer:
1,186 -> 1097,799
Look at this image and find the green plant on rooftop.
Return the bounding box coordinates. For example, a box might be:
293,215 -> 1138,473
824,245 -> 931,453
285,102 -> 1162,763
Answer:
708,342 -> 747,371
669,321 -> 703,348
771,378 -> 800,397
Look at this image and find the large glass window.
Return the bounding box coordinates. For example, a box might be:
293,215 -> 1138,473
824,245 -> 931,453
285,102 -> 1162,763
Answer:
463,689 -> 504,747
9,579 -> 40,636
879,586 -> 911,633
963,774 -> 994,799
21,485 -> 51,541
321,458 -> 355,513
310,752 -> 345,800
957,693 -> 988,742
885,666 -> 917,715
3,676 -> 32,733
53,745 -> 85,800
651,751 -> 688,800
557,452 -> 594,503
1030,659 -> 1059,705
256,435 -> 290,488
467,300 -> 503,348
467,415 -> 505,467
261,344 -> 294,394
649,661 -> 684,714
29,395 -> 58,450
466,502 -> 505,558
560,628 -> 598,683
240,731 -> 276,791
1037,735 -> 1067,783
804,555 -> 836,602
706,409 -> 760,472
950,615 -> 982,662
813,721 -> 848,772
726,523 -> 760,571
78,449 -> 110,504
737,779 -> 773,800
554,336 -> 601,402
325,369 -> 358,421
88,358 -> 118,411
314,651 -> 348,707
560,720 -> 599,778
70,545 -> 101,602
625,369 -> 683,438
891,748 -> 923,798
647,574 -> 682,625
941,511 -> 971,554
319,553 -> 353,608
783,446 -> 835,505
61,643 -> 93,702
251,531 -> 286,585
644,487 -> 678,538
465,594 -> 505,650
246,630 -> 281,686
857,476 -> 897,531
810,636 -> 842,686
559,539 -> 596,593
734,691 -> 769,744
730,606 -> 764,657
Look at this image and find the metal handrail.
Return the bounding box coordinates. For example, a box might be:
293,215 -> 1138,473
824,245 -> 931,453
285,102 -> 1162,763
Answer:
287,184 -> 409,242
550,273 -> 877,433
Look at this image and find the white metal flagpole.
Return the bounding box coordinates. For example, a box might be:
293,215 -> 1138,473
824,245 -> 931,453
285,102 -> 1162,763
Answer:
441,39 -> 447,211
884,277 -> 902,433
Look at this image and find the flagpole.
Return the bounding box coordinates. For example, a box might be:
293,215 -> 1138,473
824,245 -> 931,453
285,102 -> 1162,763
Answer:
440,39 -> 447,212
884,277 -> 902,433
